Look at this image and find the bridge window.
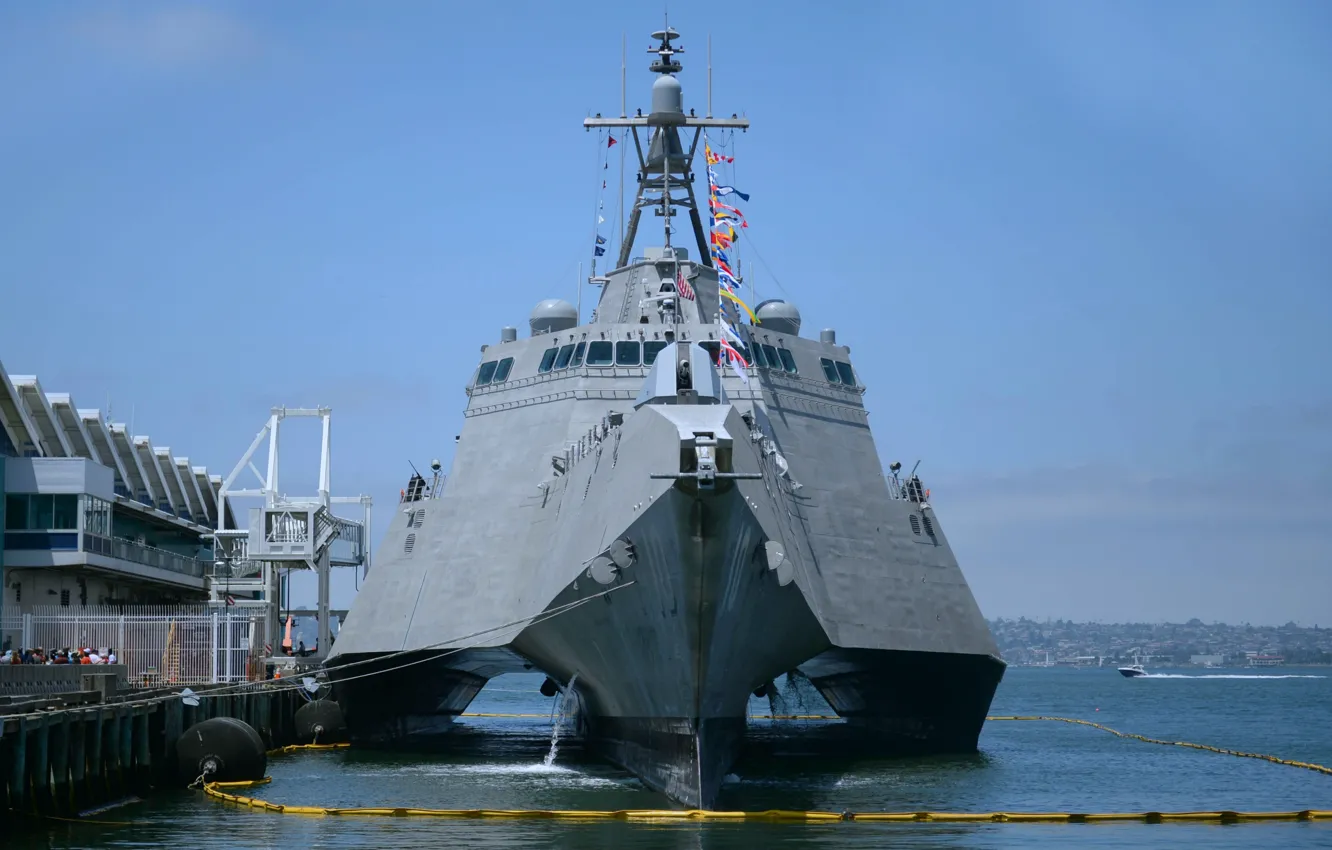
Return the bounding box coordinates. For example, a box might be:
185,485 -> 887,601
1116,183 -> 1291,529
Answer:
761,344 -> 779,369
538,347 -> 559,373
725,341 -> 751,366
777,348 -> 798,374
615,341 -> 642,366
493,357 -> 514,382
820,358 -> 839,383
570,342 -> 586,367
750,343 -> 768,368
699,341 -> 720,364
476,360 -> 499,385
586,341 -> 613,366
835,361 -> 856,386
555,343 -> 576,370
643,340 -> 667,365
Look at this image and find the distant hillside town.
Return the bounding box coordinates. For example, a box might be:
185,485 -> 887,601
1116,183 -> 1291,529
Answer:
988,618 -> 1332,667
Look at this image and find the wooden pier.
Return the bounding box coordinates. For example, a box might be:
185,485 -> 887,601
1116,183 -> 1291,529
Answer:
0,676 -> 303,823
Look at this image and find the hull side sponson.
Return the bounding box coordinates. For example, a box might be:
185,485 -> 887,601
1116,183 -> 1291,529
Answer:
801,647 -> 1005,751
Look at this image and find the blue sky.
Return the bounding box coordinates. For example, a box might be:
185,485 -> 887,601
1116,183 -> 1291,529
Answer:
2,1 -> 1328,625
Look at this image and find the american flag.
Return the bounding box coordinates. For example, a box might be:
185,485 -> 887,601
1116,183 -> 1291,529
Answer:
677,269 -> 695,301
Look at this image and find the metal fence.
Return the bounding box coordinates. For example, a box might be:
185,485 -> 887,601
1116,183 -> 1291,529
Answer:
1,605 -> 269,687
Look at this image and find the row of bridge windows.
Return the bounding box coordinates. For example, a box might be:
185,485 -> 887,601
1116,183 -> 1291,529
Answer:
820,358 -> 857,386
537,340 -> 672,373
474,340 -> 857,388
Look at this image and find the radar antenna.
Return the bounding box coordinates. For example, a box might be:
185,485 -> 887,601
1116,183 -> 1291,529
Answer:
584,28 -> 749,270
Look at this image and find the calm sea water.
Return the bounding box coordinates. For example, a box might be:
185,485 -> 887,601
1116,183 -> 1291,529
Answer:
12,667 -> 1332,849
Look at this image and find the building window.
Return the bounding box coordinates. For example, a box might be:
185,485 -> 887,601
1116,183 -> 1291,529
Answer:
4,494 -> 24,530
761,344 -> 780,369
643,341 -> 667,365
570,342 -> 586,367
31,494 -> 55,529
538,348 -> 559,373
493,357 -> 514,382
586,341 -> 613,366
615,341 -> 641,366
83,495 -> 112,538
777,348 -> 798,374
835,361 -> 856,386
820,358 -> 839,383
2,494 -> 78,530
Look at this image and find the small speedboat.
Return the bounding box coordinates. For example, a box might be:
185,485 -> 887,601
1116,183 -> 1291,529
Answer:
1118,664 -> 1147,678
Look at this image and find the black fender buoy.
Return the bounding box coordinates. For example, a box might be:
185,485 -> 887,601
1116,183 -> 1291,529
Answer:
176,716 -> 266,785
294,698 -> 348,743
540,677 -> 558,698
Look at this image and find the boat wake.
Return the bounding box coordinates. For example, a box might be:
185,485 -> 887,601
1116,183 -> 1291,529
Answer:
1143,673 -> 1326,679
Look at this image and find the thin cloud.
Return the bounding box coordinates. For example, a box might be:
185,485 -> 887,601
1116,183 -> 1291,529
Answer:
930,461 -> 1332,528
71,5 -> 261,67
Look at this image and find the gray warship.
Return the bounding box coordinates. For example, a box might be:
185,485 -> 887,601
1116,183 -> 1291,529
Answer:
327,27 -> 1004,808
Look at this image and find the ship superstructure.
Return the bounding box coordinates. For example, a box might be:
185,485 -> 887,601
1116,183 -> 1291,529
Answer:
328,27 -> 1004,808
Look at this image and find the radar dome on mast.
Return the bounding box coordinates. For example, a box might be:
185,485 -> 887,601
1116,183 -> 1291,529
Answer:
651,76 -> 684,120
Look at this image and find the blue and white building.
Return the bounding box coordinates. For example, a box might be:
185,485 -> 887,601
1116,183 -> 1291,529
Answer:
1,358 -> 232,638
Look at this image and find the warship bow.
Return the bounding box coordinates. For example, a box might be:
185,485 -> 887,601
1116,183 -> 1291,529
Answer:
328,26 -> 1004,809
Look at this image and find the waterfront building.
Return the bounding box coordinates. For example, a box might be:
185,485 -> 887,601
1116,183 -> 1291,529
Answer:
0,358 -> 232,643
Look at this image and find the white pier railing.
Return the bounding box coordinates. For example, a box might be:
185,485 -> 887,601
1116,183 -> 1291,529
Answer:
1,605 -> 270,687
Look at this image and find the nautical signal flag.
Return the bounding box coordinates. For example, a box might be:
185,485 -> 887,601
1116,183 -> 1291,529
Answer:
720,338 -> 749,367
677,268 -> 695,301
719,317 -> 745,346
720,288 -> 759,324
706,149 -> 733,165
608,135 -> 617,147
713,185 -> 750,202
595,234 -> 606,245
594,246 -> 606,256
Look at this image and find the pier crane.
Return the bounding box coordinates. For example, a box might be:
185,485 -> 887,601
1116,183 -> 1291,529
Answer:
207,407 -> 371,662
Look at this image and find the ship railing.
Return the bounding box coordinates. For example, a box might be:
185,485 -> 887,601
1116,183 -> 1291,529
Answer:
886,474 -> 930,503
466,388 -> 639,418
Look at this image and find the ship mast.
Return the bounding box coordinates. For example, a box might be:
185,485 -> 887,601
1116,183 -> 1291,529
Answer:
584,27 -> 749,271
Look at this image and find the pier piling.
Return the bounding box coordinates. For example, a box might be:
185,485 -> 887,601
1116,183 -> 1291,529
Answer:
2,683 -> 303,824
